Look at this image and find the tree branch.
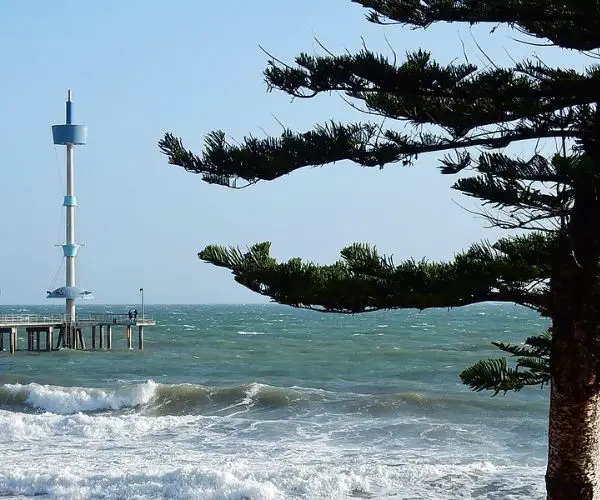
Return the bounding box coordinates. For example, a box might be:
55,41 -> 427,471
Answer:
197,236 -> 553,314
353,0 -> 600,51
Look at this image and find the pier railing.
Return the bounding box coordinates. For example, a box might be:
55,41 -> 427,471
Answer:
75,313 -> 155,325
0,314 -> 65,325
0,313 -> 154,327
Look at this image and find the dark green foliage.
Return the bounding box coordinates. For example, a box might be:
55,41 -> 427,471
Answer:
199,233 -> 554,314
355,1 -> 600,50
460,330 -> 550,394
159,1 -> 600,398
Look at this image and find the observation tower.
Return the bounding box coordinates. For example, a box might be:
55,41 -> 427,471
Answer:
47,90 -> 92,320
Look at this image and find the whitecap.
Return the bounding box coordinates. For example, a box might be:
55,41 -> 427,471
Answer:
3,381 -> 158,414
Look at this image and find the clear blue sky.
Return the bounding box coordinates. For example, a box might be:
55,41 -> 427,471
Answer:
0,1 -> 586,305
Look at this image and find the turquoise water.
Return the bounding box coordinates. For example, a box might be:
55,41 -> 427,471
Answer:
0,303 -> 549,499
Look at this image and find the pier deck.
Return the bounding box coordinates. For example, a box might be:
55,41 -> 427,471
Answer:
0,313 -> 155,353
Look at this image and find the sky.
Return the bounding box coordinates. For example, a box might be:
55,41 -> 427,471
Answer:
0,1 -> 590,305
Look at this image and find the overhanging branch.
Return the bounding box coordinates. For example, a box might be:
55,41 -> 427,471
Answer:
159,122 -> 577,187
197,237 -> 552,314
353,0 -> 600,51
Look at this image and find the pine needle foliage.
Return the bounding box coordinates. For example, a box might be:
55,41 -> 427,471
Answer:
460,330 -> 551,394
160,1 -> 600,396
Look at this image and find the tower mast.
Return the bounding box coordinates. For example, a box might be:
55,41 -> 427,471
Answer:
49,90 -> 89,321
65,90 -> 76,321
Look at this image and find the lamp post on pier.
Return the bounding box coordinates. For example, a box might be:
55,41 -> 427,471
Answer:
140,288 -> 144,320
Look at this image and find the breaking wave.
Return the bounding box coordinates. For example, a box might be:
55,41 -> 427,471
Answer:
0,380 -> 544,419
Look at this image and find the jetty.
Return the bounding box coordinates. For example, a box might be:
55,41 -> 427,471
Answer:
0,313 -> 155,353
1,90 -> 156,354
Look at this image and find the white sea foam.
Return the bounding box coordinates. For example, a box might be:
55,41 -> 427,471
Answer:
0,447 -> 546,499
0,466 -> 282,500
241,382 -> 262,406
3,380 -> 158,414
0,391 -> 546,499
0,409 -> 204,441
237,331 -> 265,335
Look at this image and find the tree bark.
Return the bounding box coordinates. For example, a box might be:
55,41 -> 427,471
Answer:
546,129 -> 600,499
546,321 -> 600,500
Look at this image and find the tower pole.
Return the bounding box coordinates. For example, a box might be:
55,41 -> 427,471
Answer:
65,90 -> 76,321
50,90 -> 89,332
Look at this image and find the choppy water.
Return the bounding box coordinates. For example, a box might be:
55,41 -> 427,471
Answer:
0,303 -> 549,499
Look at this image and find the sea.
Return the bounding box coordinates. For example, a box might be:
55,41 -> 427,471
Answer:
0,303 -> 549,499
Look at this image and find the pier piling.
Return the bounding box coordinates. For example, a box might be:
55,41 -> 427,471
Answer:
0,327 -> 12,352
46,327 -> 53,351
10,328 -> 17,354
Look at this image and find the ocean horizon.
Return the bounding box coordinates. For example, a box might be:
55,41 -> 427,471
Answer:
0,303 -> 548,499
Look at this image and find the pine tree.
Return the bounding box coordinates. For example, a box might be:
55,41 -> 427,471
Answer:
159,2 -> 600,498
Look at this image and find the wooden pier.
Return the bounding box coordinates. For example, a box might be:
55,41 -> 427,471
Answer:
0,313 -> 155,353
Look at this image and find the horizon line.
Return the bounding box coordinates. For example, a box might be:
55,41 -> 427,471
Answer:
0,302 -> 273,306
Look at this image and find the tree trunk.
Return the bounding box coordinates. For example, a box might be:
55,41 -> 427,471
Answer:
546,151 -> 600,499
546,321 -> 600,499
